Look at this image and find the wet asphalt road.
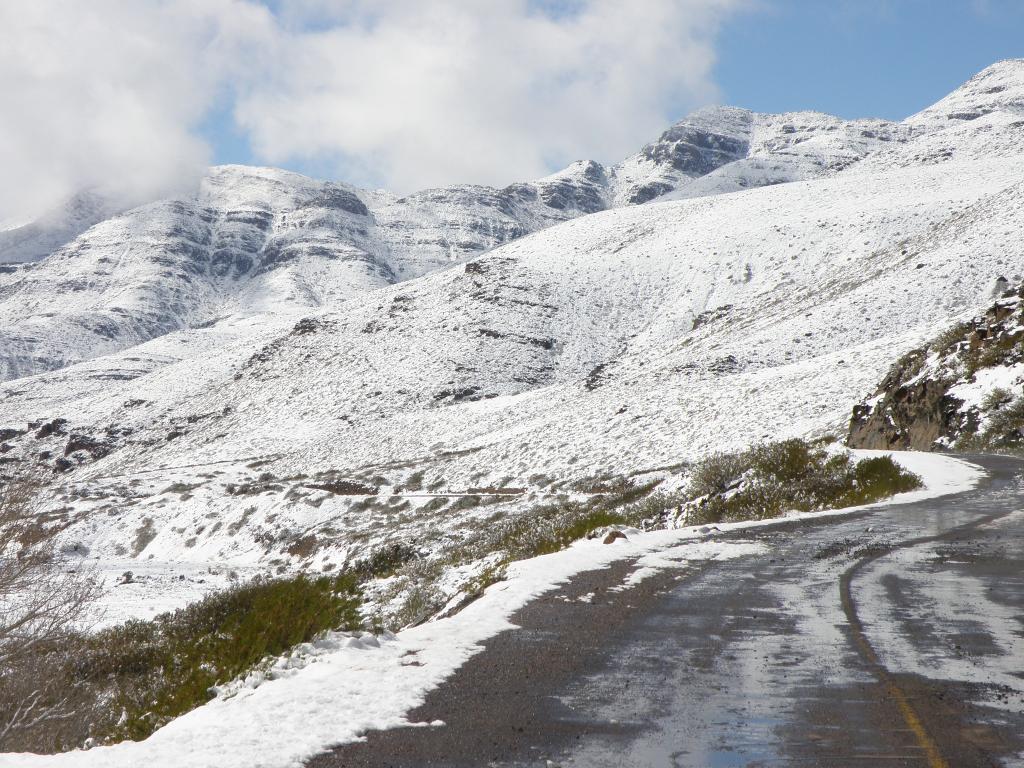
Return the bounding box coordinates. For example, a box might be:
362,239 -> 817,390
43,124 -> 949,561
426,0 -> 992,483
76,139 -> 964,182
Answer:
309,455 -> 1024,768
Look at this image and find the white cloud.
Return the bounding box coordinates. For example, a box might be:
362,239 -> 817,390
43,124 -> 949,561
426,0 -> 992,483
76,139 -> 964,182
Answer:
0,0 -> 272,221
0,0 -> 746,220
236,0 -> 747,191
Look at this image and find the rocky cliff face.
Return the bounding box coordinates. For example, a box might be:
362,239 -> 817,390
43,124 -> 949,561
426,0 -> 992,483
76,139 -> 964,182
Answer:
848,283 -> 1024,450
609,106 -> 907,205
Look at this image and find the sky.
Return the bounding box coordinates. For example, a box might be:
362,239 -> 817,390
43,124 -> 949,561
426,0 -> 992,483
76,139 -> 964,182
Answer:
1,0 -> 1022,222
715,0 -> 1024,120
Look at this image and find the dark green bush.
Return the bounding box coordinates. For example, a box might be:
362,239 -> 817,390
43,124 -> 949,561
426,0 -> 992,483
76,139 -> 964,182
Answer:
76,572 -> 362,743
848,456 -> 922,501
352,541 -> 418,580
402,470 -> 425,492
683,439 -> 922,525
420,496 -> 449,513
688,451 -> 747,497
450,495 -> 482,511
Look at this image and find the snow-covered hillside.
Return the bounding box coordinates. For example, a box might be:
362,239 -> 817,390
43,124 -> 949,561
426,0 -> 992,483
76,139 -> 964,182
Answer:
0,101 -> 907,382
0,190 -> 118,266
1,60 -> 1023,602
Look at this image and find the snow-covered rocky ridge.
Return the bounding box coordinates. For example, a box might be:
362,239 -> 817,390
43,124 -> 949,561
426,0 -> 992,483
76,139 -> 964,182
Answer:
0,190 -> 119,266
1,60 -> 1023,603
0,103 -> 909,382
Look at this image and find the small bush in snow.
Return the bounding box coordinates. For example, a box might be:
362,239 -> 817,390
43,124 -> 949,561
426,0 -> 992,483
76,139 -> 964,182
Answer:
14,572 -> 363,751
678,439 -> 921,526
972,393 -> 1024,448
930,321 -> 973,357
688,451 -> 748,498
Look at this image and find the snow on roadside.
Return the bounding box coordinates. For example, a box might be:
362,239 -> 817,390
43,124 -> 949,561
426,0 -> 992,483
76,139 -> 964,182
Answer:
0,451 -> 983,768
847,449 -> 985,503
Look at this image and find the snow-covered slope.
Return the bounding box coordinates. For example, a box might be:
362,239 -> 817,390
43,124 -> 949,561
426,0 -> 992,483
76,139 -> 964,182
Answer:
0,190 -> 117,265
1,60 -> 1023,590
0,98 -> 914,382
906,57 -> 1024,128
611,105 -> 907,204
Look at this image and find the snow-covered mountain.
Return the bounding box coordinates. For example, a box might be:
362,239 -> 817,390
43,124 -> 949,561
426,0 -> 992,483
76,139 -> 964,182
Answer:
0,190 -> 118,265
0,103 -> 907,382
1,60 -> 1023,594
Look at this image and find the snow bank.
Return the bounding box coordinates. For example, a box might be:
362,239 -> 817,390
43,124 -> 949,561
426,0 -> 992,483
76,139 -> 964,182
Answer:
0,451 -> 983,768
848,449 -> 986,504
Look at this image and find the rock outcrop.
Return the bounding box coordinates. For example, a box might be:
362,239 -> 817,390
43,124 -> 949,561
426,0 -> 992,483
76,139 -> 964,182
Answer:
848,283 -> 1024,450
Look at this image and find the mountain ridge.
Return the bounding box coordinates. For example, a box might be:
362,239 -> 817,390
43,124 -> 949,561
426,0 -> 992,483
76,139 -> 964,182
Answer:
0,92 -> 925,382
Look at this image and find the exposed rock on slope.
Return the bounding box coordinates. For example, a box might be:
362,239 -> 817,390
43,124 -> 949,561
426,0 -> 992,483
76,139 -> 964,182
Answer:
615,106 -> 908,204
848,283 -> 1024,450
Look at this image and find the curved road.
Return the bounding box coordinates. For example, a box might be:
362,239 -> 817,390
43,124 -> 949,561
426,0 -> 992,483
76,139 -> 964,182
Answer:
310,455 -> 1024,768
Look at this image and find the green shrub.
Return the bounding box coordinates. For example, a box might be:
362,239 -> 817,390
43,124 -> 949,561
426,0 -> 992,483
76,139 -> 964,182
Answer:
450,495 -> 482,511
981,387 -> 1013,412
77,572 -> 362,743
419,496 -> 449,513
681,439 -> 922,525
956,390 -> 1024,451
352,541 -> 418,580
687,453 -> 746,497
981,395 -> 1024,446
402,470 -> 425,492
930,321 -> 972,356
749,439 -> 815,483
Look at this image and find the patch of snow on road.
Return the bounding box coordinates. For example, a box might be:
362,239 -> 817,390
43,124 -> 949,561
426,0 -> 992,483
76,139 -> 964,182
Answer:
857,512 -> 1024,709
614,539 -> 766,591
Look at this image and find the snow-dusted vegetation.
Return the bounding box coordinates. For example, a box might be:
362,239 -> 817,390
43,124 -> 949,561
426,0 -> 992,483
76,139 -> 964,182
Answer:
0,451 -> 983,767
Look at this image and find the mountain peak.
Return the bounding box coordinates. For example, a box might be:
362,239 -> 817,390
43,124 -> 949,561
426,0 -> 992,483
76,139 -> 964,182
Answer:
977,57 -> 1024,76
906,58 -> 1024,127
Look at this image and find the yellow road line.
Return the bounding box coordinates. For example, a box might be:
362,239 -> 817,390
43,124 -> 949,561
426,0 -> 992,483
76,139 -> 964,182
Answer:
886,680 -> 949,768
840,566 -> 949,768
